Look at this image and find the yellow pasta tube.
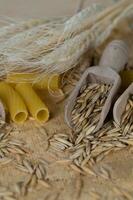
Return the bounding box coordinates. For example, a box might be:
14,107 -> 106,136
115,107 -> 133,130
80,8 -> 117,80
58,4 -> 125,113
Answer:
7,73 -> 35,83
33,74 -> 60,91
0,82 -> 28,123
15,83 -> 49,123
120,70 -> 133,90
7,73 -> 60,91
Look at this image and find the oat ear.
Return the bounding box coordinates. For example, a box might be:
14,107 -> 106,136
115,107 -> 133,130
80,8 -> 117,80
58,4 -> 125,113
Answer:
113,83 -> 133,125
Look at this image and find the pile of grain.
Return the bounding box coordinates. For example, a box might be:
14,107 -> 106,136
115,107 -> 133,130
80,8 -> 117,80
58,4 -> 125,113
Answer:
0,120 -> 30,160
71,83 -> 111,137
49,93 -> 133,173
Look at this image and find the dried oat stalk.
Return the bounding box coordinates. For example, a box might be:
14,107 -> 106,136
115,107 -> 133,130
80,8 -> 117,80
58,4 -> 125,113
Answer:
0,0 -> 132,78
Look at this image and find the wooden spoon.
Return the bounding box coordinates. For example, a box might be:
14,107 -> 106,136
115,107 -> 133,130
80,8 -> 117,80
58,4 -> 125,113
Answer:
65,40 -> 129,132
0,100 -> 5,121
113,83 -> 133,125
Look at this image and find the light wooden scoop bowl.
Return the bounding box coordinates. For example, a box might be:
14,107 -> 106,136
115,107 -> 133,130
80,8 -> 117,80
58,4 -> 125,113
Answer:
65,40 -> 129,132
0,100 -> 6,121
113,82 -> 133,125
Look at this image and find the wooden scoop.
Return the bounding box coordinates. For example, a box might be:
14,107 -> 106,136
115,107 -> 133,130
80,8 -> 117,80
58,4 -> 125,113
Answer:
0,100 -> 6,121
113,83 -> 133,125
65,40 -> 129,132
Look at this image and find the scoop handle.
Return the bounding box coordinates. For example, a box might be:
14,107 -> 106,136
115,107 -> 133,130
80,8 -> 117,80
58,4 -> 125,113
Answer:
99,40 -> 129,73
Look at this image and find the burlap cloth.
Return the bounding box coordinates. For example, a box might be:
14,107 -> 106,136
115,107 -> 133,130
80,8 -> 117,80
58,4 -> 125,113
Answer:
0,0 -> 133,199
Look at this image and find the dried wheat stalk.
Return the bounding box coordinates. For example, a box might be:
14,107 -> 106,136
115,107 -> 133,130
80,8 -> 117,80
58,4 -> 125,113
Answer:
0,0 -> 132,79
